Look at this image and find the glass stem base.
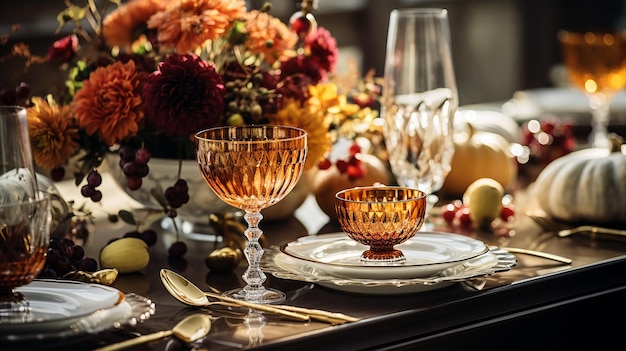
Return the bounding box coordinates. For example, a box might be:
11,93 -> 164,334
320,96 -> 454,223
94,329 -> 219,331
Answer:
234,210 -> 285,304
223,287 -> 286,305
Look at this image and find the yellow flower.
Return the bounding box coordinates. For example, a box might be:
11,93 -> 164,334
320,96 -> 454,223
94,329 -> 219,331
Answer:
268,83 -> 340,170
27,96 -> 80,169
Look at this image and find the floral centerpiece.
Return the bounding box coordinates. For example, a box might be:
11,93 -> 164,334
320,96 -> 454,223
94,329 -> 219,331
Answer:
1,0 -> 386,257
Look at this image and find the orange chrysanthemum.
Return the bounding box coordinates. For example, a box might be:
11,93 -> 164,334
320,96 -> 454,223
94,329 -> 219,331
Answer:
26,96 -> 80,169
245,10 -> 298,65
74,60 -> 146,146
148,0 -> 246,53
268,84 -> 335,170
102,0 -> 167,49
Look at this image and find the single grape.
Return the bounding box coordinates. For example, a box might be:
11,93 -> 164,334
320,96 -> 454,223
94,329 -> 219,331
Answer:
90,190 -> 103,202
127,176 -> 142,190
134,148 -> 151,165
174,179 -> 188,193
50,166 -> 65,182
87,170 -> 102,187
122,162 -> 138,176
82,258 -> 98,272
141,229 -> 158,246
123,230 -> 142,239
81,185 -> 96,198
118,145 -> 135,162
134,163 -> 149,177
168,241 -> 187,257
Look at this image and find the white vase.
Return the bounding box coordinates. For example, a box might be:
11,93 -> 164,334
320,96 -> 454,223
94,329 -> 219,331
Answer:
104,155 -> 314,234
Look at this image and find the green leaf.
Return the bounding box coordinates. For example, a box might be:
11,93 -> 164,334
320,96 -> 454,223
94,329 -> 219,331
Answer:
118,210 -> 136,225
150,188 -> 168,208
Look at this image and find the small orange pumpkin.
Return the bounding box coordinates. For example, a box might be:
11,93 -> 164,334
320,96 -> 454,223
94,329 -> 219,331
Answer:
313,154 -> 391,221
441,125 -> 517,197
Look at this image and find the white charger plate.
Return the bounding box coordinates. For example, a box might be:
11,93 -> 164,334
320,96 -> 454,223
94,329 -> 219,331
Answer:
1,279 -> 155,342
262,247 -> 517,295
280,232 -> 489,279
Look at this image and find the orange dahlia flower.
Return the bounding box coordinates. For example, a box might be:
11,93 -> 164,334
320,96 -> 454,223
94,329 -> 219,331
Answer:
102,0 -> 167,49
244,10 -> 298,65
74,60 -> 146,146
26,96 -> 80,169
148,0 -> 246,53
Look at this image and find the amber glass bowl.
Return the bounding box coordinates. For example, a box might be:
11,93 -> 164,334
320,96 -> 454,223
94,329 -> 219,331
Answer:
335,186 -> 427,263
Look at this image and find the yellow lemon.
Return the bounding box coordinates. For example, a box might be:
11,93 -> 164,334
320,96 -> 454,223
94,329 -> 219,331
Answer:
463,178 -> 504,228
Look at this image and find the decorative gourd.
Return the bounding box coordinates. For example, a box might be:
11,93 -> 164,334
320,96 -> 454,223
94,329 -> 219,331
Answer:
441,125 -> 517,197
533,136 -> 626,224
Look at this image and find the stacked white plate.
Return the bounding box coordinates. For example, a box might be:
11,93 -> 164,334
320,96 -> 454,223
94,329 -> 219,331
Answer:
0,279 -> 155,344
262,232 -> 517,295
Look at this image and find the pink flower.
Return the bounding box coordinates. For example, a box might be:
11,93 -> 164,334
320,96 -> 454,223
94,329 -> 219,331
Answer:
142,53 -> 225,137
305,27 -> 339,75
47,34 -> 78,64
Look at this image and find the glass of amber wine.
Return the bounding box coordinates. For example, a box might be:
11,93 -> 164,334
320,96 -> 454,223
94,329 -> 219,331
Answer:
195,125 -> 307,304
558,30 -> 626,148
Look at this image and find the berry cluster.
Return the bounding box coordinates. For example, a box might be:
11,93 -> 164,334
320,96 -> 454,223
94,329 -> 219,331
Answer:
441,199 -> 515,229
38,238 -> 98,279
522,118 -> 576,166
118,145 -> 151,190
80,170 -> 103,202
318,142 -> 366,180
0,82 -> 31,106
223,77 -> 271,126
164,179 -> 190,216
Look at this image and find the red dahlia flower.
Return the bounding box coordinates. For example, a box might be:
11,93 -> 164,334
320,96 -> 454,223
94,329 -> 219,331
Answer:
142,53 -> 226,137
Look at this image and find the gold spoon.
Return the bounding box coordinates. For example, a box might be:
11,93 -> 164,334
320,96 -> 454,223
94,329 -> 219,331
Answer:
160,269 -> 358,325
93,313 -> 211,351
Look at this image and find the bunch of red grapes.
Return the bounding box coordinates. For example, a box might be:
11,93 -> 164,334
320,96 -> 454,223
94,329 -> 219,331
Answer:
118,145 -> 151,190
80,170 -> 103,202
38,238 -> 98,279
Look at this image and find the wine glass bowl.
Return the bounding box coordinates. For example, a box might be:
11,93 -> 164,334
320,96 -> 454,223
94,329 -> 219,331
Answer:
335,186 -> 427,263
558,30 -> 626,148
0,193 -> 51,318
194,125 -> 307,304
381,9 -> 458,229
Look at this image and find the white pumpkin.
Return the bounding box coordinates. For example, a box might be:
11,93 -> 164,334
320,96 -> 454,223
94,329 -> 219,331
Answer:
533,142 -> 626,224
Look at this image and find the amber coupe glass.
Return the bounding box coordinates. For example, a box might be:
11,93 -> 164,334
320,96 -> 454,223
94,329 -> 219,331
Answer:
335,186 -> 427,263
195,125 -> 307,304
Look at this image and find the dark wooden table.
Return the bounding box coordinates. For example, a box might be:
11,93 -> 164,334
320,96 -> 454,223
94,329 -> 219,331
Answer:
17,175 -> 626,350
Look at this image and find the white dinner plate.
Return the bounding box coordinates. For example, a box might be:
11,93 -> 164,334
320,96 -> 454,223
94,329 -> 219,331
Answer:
502,87 -> 626,122
262,247 -> 517,295
280,232 -> 489,279
1,279 -> 155,342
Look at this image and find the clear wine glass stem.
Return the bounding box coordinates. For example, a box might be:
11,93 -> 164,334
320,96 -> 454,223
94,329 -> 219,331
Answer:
223,210 -> 286,304
588,92 -> 611,148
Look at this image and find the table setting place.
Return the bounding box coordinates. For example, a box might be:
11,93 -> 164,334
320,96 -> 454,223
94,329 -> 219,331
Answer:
3,0 -> 626,350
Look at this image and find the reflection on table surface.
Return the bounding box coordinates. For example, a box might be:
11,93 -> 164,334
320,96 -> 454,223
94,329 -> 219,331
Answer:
45,170 -> 626,351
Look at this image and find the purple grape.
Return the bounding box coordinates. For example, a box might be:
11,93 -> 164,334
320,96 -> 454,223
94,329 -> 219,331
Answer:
134,148 -> 151,165
86,170 -> 102,187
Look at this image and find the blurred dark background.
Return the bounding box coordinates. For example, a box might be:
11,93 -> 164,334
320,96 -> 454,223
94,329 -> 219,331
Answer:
2,0 -> 625,106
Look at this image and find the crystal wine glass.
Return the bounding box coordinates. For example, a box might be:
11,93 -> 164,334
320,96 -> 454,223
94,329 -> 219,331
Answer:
0,106 -> 50,319
558,30 -> 626,148
195,125 -> 307,304
381,8 -> 458,229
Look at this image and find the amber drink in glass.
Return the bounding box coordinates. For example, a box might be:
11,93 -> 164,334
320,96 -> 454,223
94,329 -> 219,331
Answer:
335,186 -> 427,263
559,30 -> 626,147
195,125 -> 307,304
